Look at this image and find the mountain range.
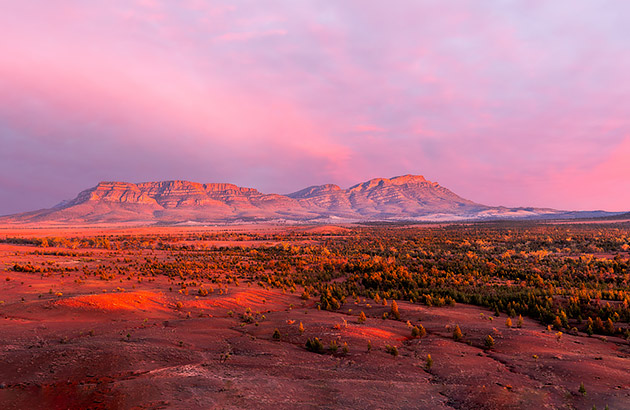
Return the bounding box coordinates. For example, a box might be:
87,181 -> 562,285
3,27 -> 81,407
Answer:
0,175 -> 619,225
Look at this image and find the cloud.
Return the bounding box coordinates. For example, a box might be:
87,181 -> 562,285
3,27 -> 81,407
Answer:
214,29 -> 288,43
1,0 -> 630,214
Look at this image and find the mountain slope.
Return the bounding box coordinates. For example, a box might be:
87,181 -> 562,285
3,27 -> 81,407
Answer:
0,175 -> 620,224
288,175 -> 488,218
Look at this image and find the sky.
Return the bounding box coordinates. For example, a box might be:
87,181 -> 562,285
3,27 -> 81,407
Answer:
1,0 -> 630,215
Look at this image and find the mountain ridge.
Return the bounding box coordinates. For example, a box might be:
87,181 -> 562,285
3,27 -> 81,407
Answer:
0,175 -> 621,224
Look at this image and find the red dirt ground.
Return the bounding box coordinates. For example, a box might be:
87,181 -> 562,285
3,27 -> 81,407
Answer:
0,227 -> 629,409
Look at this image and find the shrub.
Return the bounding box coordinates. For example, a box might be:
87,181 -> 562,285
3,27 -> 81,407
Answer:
425,354 -> 433,370
273,328 -> 281,340
586,324 -> 593,336
484,335 -> 495,349
579,382 -> 586,396
358,311 -> 367,324
390,300 -> 401,320
453,325 -> 463,341
306,337 -> 325,353
385,344 -> 398,357
300,288 -> 310,300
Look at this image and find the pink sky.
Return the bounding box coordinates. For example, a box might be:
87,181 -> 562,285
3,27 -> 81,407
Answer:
1,0 -> 630,214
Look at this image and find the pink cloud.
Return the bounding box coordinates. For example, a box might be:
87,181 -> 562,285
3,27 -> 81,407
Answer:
214,29 -> 288,43
1,1 -> 630,214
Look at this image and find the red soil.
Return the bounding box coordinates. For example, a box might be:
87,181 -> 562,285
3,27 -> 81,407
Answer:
0,227 -> 628,409
54,291 -> 172,313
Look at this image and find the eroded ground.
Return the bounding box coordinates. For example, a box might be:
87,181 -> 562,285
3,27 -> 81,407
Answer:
0,226 -> 629,409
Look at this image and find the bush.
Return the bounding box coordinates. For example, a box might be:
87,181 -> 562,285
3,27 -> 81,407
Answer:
484,335 -> 495,349
273,328 -> 281,340
385,344 -> 399,357
306,337 -> 325,353
358,311 -> 367,324
301,288 -> 310,300
579,382 -> 586,396
453,325 -> 463,341
390,300 -> 401,320
425,354 -> 433,370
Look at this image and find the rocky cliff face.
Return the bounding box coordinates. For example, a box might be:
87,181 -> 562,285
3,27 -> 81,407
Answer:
2,175 -> 582,224
65,182 -> 158,206
288,175 -> 484,218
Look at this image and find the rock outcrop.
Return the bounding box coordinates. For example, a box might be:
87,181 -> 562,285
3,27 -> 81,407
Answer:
2,175 -> 611,224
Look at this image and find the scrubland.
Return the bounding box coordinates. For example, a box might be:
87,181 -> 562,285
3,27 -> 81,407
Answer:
0,223 -> 629,409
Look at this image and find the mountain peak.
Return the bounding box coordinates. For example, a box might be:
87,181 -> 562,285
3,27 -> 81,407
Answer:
288,184 -> 342,199
348,175 -> 430,192
3,174 -> 590,224
390,174 -> 428,184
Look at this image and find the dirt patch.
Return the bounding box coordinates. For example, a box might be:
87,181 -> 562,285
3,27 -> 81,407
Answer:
54,291 -> 172,313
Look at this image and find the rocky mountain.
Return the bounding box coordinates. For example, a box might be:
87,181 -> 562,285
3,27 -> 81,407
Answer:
0,175 -> 619,224
288,175 -> 488,219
